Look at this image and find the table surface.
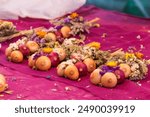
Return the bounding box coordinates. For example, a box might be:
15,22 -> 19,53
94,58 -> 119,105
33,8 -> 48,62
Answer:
0,5 -> 150,100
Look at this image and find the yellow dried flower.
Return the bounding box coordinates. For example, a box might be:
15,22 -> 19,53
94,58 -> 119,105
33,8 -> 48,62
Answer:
135,52 -> 144,59
86,42 -> 101,49
125,52 -> 135,59
42,47 -> 53,53
70,12 -> 79,19
106,61 -> 118,67
36,31 -> 47,38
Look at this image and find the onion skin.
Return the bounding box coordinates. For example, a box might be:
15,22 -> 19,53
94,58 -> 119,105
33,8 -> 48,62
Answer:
75,61 -> 88,77
35,56 -> 51,71
10,50 -> 23,63
83,58 -> 96,73
90,69 -> 101,85
5,47 -> 13,57
0,74 -> 8,93
61,26 -> 71,38
114,69 -> 125,84
64,65 -> 79,80
119,64 -> 131,78
44,33 -> 57,41
101,72 -> 117,88
26,41 -> 39,53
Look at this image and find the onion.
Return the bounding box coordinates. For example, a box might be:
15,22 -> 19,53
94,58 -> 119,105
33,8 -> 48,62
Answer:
5,47 -> 12,57
119,64 -> 131,78
75,61 -> 88,77
10,50 -> 23,63
44,32 -> 56,42
26,41 -> 39,53
83,58 -> 96,72
54,48 -> 66,61
28,54 -> 36,68
0,74 -> 8,93
90,69 -> 101,85
19,44 -> 30,56
57,63 -> 66,77
48,52 -> 60,67
101,72 -> 117,88
35,56 -> 51,71
60,26 -> 71,38
114,69 -> 125,84
64,65 -> 79,80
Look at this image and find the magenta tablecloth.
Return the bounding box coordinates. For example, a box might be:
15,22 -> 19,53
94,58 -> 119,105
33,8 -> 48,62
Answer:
0,5 -> 150,100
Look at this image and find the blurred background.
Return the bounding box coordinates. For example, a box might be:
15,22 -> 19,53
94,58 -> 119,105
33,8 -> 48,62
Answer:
86,0 -> 150,18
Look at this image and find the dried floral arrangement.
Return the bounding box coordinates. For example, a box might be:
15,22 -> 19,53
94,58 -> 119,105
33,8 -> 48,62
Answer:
2,13 -> 150,90
50,12 -> 100,38
0,20 -> 18,37
5,33 -> 150,89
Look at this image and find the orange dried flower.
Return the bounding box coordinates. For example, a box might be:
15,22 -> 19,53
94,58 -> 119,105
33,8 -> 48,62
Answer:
135,52 -> 144,59
42,47 -> 53,53
36,31 -> 47,38
70,12 -> 79,19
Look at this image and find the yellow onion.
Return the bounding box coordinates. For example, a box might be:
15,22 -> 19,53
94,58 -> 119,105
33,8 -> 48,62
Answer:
57,63 -> 66,77
64,65 -> 79,80
83,58 -> 96,72
26,41 -> 39,53
44,32 -> 57,41
5,47 -> 13,57
35,56 -> 51,71
10,50 -> 23,63
90,69 -> 101,85
60,26 -> 71,38
0,74 -> 8,93
28,54 -> 36,68
101,72 -> 117,88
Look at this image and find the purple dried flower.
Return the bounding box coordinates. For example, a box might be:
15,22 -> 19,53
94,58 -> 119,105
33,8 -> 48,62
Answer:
30,33 -> 37,40
100,65 -> 120,75
55,25 -> 63,30
33,37 -> 40,43
33,53 -> 41,60
64,18 -> 70,23
40,39 -> 46,44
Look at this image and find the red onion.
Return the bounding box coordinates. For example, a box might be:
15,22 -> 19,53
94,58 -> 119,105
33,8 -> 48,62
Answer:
75,61 -> 88,77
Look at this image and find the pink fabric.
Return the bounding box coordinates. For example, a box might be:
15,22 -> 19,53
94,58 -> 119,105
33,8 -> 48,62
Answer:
0,5 -> 150,100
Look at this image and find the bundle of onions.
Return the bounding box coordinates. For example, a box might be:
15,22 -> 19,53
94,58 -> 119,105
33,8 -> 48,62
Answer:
6,50 -> 24,63
57,61 -> 79,80
90,65 -> 127,88
28,54 -> 51,71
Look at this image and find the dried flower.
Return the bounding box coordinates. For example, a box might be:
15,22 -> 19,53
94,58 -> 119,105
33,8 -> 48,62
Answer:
106,61 -> 118,67
125,52 -> 135,60
70,12 -> 79,19
135,52 -> 144,59
36,31 -> 47,38
86,42 -> 101,49
42,47 -> 53,53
